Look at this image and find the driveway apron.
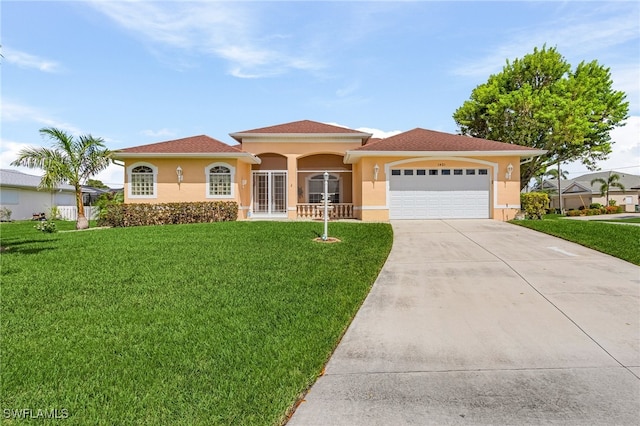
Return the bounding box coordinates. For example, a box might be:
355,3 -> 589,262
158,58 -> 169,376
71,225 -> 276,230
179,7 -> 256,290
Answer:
288,220 -> 640,425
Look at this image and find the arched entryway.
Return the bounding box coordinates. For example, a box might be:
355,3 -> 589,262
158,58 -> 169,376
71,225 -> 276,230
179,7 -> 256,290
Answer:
296,154 -> 354,219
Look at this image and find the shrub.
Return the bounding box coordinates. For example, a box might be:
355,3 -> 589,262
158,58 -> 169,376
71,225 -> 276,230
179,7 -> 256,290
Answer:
608,200 -> 617,206
589,203 -> 603,209
49,205 -> 61,220
605,205 -> 623,214
520,192 -> 549,219
100,201 -> 238,227
0,207 -> 11,221
35,220 -> 58,233
566,210 -> 582,217
95,191 -> 124,222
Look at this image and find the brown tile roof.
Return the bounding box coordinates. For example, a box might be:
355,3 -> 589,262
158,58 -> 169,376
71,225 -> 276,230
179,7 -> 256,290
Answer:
355,128 -> 538,152
233,120 -> 367,135
118,135 -> 242,154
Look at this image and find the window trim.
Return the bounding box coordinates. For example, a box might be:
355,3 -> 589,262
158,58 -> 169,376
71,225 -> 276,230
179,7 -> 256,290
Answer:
127,162 -> 158,199
205,162 -> 235,199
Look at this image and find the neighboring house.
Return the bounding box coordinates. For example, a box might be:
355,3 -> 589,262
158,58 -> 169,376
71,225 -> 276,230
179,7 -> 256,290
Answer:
540,171 -> 640,212
114,120 -> 545,221
0,169 -> 110,220
82,185 -> 114,206
0,169 -> 76,220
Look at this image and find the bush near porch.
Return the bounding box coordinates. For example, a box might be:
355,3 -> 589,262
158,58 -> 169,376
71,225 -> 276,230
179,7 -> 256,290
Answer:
0,221 -> 393,425
99,201 -> 238,227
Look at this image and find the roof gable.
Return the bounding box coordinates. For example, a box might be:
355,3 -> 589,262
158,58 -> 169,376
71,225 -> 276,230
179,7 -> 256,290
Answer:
234,120 -> 366,135
573,171 -> 640,191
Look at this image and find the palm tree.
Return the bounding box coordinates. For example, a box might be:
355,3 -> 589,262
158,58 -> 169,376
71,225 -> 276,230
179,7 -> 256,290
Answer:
545,167 -> 568,180
11,127 -> 112,229
590,173 -> 626,206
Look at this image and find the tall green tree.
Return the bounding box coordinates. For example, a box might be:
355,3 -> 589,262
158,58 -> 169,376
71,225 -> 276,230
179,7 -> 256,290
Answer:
591,173 -> 625,206
453,46 -> 629,190
86,179 -> 110,189
11,127 -> 112,229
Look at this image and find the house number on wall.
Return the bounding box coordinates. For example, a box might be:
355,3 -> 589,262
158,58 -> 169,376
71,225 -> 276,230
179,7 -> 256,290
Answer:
437,162 -> 446,167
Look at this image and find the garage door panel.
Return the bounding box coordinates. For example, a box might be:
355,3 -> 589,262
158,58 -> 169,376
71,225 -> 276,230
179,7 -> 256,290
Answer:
389,169 -> 490,219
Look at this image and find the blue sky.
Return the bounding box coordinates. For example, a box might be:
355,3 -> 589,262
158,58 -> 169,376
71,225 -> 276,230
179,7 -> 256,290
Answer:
2,0 -> 639,187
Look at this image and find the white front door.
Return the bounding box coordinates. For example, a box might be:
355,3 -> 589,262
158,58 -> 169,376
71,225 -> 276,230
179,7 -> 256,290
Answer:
252,171 -> 287,217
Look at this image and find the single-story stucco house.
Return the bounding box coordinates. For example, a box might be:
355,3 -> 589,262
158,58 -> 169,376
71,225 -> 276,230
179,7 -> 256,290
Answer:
114,120 -> 545,221
540,171 -> 640,212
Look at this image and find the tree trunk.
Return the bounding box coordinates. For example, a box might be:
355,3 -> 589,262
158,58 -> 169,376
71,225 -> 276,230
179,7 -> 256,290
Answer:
76,186 -> 88,230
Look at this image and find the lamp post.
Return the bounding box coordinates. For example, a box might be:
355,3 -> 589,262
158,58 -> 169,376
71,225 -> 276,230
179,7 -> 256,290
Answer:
322,171 -> 329,241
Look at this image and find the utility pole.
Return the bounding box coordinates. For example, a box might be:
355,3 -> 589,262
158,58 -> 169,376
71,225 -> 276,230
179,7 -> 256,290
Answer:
557,162 -> 563,213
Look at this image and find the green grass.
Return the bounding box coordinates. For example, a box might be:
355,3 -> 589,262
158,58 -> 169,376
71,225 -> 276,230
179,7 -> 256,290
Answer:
511,219 -> 640,265
0,220 -> 393,425
592,217 -> 640,224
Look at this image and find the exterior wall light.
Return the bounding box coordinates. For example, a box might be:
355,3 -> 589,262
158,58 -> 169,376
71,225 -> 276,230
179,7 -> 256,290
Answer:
373,164 -> 380,181
505,163 -> 514,180
176,166 -> 183,183
241,179 -> 247,188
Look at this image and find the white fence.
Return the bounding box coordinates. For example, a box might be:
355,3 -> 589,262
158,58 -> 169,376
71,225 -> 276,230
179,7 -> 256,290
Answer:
57,206 -> 99,221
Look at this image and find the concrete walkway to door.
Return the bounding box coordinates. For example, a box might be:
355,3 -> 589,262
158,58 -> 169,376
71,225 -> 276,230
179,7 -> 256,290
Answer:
288,220 -> 640,425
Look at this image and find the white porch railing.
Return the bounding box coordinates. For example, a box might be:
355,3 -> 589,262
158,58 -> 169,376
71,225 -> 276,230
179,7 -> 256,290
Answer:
57,206 -> 99,221
296,203 -> 354,219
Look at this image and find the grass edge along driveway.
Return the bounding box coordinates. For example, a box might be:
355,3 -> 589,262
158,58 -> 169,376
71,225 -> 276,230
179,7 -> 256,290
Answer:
510,218 -> 640,265
0,221 -> 393,425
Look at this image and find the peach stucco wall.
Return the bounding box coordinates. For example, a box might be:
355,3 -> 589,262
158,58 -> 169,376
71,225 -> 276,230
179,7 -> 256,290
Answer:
355,155 -> 523,221
123,149 -> 525,221
123,158 -> 253,219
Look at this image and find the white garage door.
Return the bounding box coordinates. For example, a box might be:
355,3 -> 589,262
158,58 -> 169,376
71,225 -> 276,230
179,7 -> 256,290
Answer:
389,168 -> 490,219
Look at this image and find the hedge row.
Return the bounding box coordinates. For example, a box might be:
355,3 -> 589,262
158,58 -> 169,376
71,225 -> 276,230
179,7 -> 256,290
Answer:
98,202 -> 238,227
566,206 -> 624,216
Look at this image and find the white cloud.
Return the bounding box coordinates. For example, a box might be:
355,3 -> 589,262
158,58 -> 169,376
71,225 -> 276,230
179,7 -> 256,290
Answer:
2,101 -> 83,136
564,115 -> 640,177
336,81 -> 361,98
1,138 -> 125,187
93,163 -> 125,188
2,47 -> 61,72
453,7 -> 639,78
140,128 -> 176,138
325,122 -> 403,139
356,127 -> 403,139
0,140 -> 36,173
88,0 -> 324,78
611,64 -> 640,113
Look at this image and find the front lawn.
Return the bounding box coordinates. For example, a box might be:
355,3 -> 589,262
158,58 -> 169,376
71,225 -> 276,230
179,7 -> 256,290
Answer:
0,221 -> 393,425
593,217 -> 640,224
511,219 -> 640,265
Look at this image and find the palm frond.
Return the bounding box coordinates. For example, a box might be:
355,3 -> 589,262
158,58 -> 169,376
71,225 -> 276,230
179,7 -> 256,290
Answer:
40,127 -> 75,153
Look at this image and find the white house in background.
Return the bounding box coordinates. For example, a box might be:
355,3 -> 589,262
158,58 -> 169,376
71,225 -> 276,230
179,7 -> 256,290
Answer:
0,169 -> 101,221
540,171 -> 640,212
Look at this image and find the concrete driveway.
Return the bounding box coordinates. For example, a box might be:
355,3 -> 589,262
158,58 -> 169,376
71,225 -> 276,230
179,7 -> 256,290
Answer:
288,220 -> 640,425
